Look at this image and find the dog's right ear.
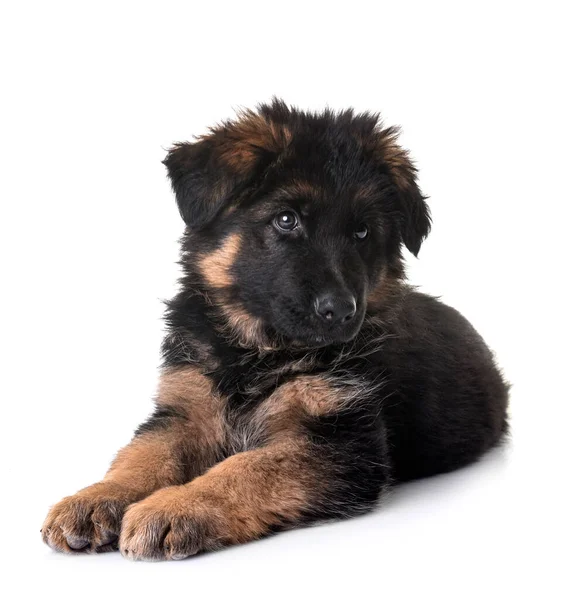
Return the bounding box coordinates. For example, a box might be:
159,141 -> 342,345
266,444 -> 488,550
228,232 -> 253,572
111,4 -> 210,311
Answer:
163,107 -> 292,229
376,126 -> 432,257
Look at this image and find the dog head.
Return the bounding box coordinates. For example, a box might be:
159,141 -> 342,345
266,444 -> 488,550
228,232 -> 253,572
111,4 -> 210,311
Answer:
164,99 -> 431,349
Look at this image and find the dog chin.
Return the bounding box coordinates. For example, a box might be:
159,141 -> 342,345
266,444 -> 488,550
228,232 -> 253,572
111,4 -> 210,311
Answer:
281,326 -> 362,349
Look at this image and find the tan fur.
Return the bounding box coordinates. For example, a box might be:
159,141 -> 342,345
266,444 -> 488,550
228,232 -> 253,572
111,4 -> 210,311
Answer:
119,375 -> 347,559
243,375 -> 353,446
120,439 -> 324,559
192,440 -> 315,541
199,233 -> 242,289
158,366 -> 225,448
42,366 -> 228,554
217,301 -> 271,350
42,481 -> 149,554
269,375 -> 346,417
156,365 -> 227,449
104,431 -> 190,492
198,234 -> 274,350
43,425 -> 203,553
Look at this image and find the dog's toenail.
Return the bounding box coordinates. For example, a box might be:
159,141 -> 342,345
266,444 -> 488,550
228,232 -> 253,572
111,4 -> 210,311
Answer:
67,537 -> 90,550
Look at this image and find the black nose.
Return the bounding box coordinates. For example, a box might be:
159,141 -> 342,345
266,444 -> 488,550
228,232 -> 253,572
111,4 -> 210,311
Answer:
314,293 -> 357,324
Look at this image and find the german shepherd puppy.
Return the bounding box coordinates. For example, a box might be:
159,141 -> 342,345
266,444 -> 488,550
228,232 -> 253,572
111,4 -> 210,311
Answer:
42,100 -> 509,560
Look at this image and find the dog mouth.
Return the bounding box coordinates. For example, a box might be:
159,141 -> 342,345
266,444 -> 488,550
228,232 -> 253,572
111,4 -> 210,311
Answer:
291,333 -> 356,349
272,309 -> 365,348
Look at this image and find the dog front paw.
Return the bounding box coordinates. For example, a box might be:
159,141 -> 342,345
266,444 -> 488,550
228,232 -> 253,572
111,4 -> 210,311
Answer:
119,486 -> 230,561
42,482 -> 136,553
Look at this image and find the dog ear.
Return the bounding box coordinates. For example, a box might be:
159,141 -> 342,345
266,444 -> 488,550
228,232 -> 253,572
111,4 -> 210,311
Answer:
377,127 -> 432,256
163,108 -> 292,229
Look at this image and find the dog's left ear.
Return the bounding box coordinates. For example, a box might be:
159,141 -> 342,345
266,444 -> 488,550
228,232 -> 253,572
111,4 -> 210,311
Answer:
377,127 -> 432,256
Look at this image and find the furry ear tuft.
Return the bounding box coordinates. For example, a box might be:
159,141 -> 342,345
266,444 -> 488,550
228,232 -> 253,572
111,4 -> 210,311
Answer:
377,127 -> 432,256
163,107 -> 292,229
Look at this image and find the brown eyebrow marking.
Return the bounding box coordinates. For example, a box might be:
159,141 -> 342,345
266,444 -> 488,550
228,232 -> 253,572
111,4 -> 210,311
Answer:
282,181 -> 323,199
265,181 -> 324,205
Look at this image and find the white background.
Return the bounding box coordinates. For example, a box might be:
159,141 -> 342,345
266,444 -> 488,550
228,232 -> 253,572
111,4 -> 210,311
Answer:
1,1 -> 576,598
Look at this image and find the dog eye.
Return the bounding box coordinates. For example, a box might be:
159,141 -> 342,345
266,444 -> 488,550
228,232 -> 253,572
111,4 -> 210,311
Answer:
353,224 -> 369,241
274,211 -> 299,232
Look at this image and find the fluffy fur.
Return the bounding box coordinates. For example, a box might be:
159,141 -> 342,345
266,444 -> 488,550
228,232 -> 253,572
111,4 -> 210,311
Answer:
42,100 -> 509,560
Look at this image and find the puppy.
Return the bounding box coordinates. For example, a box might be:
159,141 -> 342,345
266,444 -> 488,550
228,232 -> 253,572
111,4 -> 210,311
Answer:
42,100 -> 509,560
